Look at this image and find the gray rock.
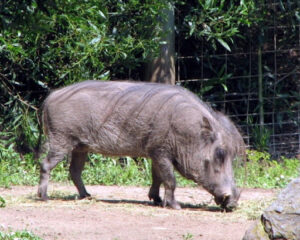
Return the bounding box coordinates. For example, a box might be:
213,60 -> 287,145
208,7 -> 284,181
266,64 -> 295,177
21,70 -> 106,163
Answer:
243,178 -> 300,240
242,220 -> 269,240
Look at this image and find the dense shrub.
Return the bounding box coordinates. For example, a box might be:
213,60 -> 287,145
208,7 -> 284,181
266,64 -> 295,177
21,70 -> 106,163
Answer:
235,150 -> 300,188
0,0 -> 168,152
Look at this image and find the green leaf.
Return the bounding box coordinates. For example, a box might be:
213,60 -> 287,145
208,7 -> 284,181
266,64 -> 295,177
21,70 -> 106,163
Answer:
199,85 -> 214,94
88,21 -> 99,32
278,0 -> 285,11
221,83 -> 228,92
188,21 -> 196,36
89,36 -> 101,45
99,71 -> 110,80
98,10 -> 106,20
295,11 -> 300,22
217,38 -> 231,52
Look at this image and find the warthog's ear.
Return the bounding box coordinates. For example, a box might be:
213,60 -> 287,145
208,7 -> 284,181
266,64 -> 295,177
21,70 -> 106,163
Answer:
200,117 -> 216,144
202,117 -> 213,131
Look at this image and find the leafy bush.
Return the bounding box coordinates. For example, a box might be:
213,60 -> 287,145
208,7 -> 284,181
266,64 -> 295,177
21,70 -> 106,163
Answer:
177,0 -> 257,52
235,150 -> 300,188
0,0 -> 168,153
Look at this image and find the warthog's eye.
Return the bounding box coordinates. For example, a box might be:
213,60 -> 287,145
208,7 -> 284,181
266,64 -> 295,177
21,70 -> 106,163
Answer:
204,159 -> 210,170
214,147 -> 227,165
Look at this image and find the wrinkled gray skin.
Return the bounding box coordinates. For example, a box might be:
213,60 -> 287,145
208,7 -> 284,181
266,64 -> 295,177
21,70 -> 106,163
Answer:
214,111 -> 247,164
38,80 -> 240,211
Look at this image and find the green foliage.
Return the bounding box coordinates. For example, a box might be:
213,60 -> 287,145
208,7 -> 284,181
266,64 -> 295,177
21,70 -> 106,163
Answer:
1,0 -> 300,159
1,141 -> 299,190
182,233 -> 194,240
83,155 -> 152,186
235,150 -> 300,188
179,0 -> 300,140
0,230 -> 42,240
196,63 -> 231,97
1,0 -> 165,83
0,134 -> 299,190
0,0 -> 168,151
83,155 -> 195,187
0,108 -> 40,156
247,116 -> 272,152
0,196 -> 6,208
0,140 -> 195,188
0,143 -> 39,187
178,0 -> 256,52
251,126 -> 271,152
0,138 -> 69,187
178,0 -> 299,52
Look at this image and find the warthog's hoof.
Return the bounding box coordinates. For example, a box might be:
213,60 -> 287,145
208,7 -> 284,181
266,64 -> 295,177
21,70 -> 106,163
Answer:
149,196 -> 162,206
37,190 -> 48,201
79,193 -> 91,200
162,199 -> 181,210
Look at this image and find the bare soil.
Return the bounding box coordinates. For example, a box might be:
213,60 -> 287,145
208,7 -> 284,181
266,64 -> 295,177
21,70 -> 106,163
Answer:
0,184 -> 276,240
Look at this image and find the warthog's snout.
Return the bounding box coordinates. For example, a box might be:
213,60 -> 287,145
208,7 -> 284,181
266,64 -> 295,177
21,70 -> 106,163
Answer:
214,188 -> 241,212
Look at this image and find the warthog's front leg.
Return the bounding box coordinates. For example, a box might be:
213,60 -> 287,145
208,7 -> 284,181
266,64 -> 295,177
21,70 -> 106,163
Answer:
151,156 -> 181,210
69,150 -> 90,199
148,165 -> 162,205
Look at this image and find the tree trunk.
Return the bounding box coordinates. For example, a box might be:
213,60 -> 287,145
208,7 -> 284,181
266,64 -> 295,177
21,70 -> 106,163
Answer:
144,2 -> 175,85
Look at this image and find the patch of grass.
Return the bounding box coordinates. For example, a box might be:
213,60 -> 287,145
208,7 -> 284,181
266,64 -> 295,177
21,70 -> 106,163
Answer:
82,155 -> 152,186
182,233 -> 194,240
0,141 -> 298,189
0,140 -> 68,187
0,144 -> 39,187
0,196 -> 6,208
0,230 -> 42,240
236,198 -> 275,220
82,154 -> 196,187
234,150 -> 300,189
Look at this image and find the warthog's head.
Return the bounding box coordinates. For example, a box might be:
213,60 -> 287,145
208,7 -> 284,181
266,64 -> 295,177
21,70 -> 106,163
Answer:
201,145 -> 241,211
171,108 -> 241,211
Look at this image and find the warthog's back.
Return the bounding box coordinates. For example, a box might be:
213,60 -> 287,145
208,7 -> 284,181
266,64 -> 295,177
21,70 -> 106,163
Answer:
42,80 -> 217,157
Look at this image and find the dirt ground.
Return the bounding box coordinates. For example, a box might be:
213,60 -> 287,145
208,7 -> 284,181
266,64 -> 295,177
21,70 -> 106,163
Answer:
0,184 -> 276,240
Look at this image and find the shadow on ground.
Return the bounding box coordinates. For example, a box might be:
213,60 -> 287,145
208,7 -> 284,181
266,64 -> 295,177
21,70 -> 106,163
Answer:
97,198 -> 221,212
32,193 -> 222,212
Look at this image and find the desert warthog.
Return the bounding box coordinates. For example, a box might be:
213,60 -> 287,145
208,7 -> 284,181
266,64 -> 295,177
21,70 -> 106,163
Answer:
38,80 -> 241,211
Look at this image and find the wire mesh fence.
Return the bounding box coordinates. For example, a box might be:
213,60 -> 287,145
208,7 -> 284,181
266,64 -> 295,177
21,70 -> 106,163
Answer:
176,1 -> 300,158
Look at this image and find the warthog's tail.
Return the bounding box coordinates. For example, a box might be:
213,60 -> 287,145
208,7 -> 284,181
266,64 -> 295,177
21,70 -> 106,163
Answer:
33,98 -> 49,161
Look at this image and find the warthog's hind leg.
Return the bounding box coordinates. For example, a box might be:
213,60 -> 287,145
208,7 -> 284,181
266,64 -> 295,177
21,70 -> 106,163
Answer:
38,149 -> 66,200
